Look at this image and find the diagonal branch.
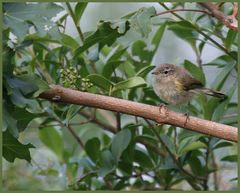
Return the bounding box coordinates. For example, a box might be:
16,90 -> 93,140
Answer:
199,2 -> 238,31
39,85 -> 238,142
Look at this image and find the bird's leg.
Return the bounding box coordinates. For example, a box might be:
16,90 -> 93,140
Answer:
158,103 -> 169,118
183,112 -> 190,127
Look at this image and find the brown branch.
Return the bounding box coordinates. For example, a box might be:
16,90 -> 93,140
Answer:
155,8 -> 210,16
39,85 -> 238,142
199,2 -> 238,31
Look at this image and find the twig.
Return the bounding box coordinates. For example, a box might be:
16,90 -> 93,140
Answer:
39,85 -> 238,142
150,125 -> 202,190
203,138 -> 211,190
155,8 -> 210,16
159,3 -> 237,60
65,2 -> 85,44
79,111 -> 117,133
199,2 -> 238,31
211,151 -> 219,190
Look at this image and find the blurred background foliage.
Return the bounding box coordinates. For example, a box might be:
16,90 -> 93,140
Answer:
2,2 -> 238,191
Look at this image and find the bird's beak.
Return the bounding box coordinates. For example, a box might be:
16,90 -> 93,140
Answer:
151,66 -> 157,75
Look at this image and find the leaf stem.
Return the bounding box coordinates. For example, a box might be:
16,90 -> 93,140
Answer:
155,8 -> 210,16
65,2 -> 85,44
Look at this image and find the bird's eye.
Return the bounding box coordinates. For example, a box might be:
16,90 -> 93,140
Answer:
164,71 -> 168,74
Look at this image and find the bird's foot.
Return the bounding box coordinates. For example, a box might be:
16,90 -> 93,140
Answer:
158,103 -> 169,118
183,112 -> 190,127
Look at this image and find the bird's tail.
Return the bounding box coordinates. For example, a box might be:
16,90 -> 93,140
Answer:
201,88 -> 227,99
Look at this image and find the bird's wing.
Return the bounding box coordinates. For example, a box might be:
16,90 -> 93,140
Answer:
178,69 -> 204,91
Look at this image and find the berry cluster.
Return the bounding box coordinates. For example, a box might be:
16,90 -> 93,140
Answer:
60,67 -> 93,91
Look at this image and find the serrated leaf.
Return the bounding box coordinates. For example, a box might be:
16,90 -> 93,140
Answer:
74,21 -> 130,56
112,76 -> 146,93
3,3 -> 63,41
39,127 -> 63,160
3,130 -> 35,163
130,6 -> 156,37
111,129 -> 131,162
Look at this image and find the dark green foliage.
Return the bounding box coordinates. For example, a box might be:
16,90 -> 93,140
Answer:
2,2 -> 237,191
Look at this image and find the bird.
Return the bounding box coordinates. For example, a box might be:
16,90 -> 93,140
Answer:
151,63 -> 226,106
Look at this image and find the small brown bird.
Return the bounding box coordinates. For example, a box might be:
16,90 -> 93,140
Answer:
152,64 -> 226,105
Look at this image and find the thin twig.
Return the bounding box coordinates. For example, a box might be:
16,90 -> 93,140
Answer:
65,2 -> 85,44
149,125 -> 202,190
159,3 -> 237,60
155,8 -> 210,16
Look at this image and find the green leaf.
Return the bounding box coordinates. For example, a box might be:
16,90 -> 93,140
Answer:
3,104 -> 18,138
136,65 -> 156,78
203,54 -> 235,67
87,74 -> 113,91
188,155 -> 205,176
3,3 -> 63,41
211,62 -> 235,90
65,105 -> 82,126
151,22 -> 166,53
167,20 -> 198,47
74,2 -> 88,24
6,76 -> 38,95
161,134 -> 176,155
131,40 -> 153,63
74,21 -> 130,56
213,141 -> 233,149
112,76 -> 146,93
60,33 -> 80,50
178,141 -> 206,155
11,107 -> 42,132
133,149 -> 154,168
99,150 -> 115,177
39,127 -> 63,160
85,138 -> 101,163
130,6 -> 156,37
17,74 -> 50,97
221,155 -> 237,162
183,60 -> 206,85
111,129 -> 131,162
105,47 -> 127,63
3,130 -> 35,163
225,30 -> 237,51
212,84 -> 236,121
102,61 -> 125,79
